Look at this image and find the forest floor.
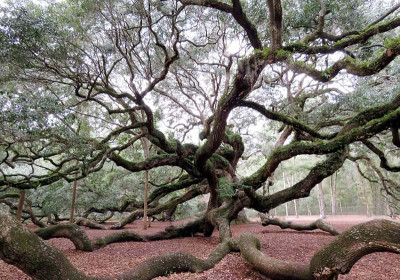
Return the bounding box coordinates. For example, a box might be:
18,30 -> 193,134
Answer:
1,215 -> 399,280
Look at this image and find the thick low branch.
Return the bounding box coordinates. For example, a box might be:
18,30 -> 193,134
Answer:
94,217 -> 205,249
260,214 -> 340,236
34,223 -> 93,252
239,233 -> 312,280
244,149 -> 348,212
243,93 -> 400,186
310,219 -> 400,279
0,212 -> 233,280
113,185 -> 207,229
75,217 -> 106,230
240,219 -> 400,280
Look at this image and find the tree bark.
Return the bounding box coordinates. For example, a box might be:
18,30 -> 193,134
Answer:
241,219 -> 400,280
34,223 -> 93,252
260,214 -> 340,236
239,233 -> 312,280
310,220 -> 400,279
75,217 -> 106,230
0,212 -> 233,280
1,211 -> 400,280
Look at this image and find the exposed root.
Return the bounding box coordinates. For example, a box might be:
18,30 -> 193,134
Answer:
260,214 -> 340,236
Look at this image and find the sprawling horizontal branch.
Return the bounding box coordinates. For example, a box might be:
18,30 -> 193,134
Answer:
109,153 -> 200,177
35,223 -> 93,252
148,178 -> 204,203
0,212 -> 234,280
288,43 -> 400,82
260,215 -> 340,236
243,95 -> 400,186
240,220 -> 400,280
239,100 -> 336,139
112,185 -> 207,229
244,149 -> 348,212
283,17 -> 400,54
310,219 -> 400,279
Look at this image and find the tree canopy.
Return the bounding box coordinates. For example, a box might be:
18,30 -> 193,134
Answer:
0,0 -> 400,279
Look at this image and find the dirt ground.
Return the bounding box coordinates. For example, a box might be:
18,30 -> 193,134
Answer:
1,215 -> 399,280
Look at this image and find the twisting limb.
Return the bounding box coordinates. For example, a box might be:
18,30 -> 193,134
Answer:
239,233 -> 312,280
310,219 -> 400,279
34,223 -> 93,252
0,212 -> 234,280
112,185 -> 207,229
239,100 -> 336,139
259,214 -> 340,236
362,140 -> 400,172
94,217 -> 205,249
75,217 -> 106,230
179,0 -> 262,49
240,220 -> 400,280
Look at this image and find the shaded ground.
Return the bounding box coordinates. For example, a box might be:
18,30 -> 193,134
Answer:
1,215 -> 399,279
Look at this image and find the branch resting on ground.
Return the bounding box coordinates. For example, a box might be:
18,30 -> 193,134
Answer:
240,219 -> 400,280
1,213 -> 400,280
259,214 -> 340,236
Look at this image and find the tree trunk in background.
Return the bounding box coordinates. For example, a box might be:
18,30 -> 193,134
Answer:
363,186 -> 370,216
142,138 -> 150,230
330,173 -> 337,215
293,200 -> 299,218
306,201 -> 312,216
370,182 -> 378,215
289,170 -> 299,218
69,173 -> 78,223
69,161 -> 79,223
317,183 -> 326,219
283,172 -> 289,218
16,190 -> 26,222
144,170 -> 150,229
